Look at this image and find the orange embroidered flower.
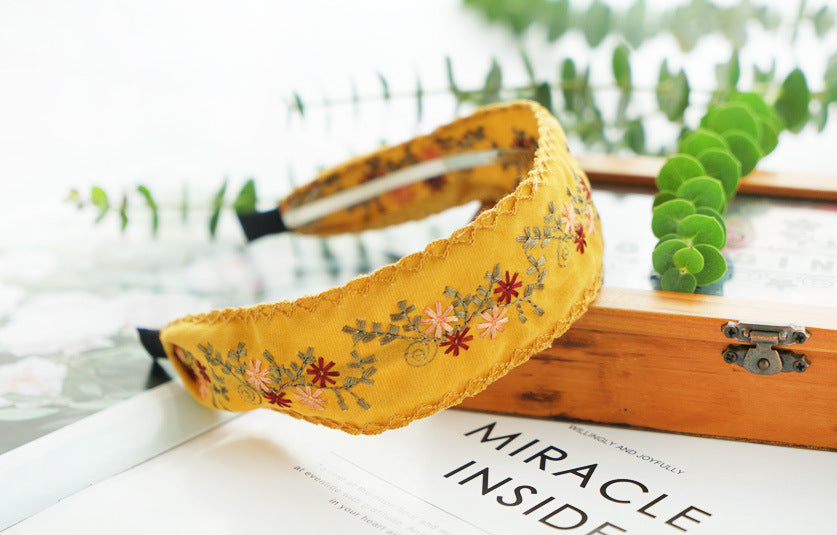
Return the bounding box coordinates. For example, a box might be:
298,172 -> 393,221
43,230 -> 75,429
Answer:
421,301 -> 458,338
477,307 -> 509,339
294,386 -> 327,411
244,359 -> 271,391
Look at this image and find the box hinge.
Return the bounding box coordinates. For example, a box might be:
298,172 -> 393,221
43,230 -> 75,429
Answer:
721,321 -> 811,376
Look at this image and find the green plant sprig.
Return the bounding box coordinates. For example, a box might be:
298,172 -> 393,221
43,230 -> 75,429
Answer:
650,92 -> 786,292
67,178 -> 257,239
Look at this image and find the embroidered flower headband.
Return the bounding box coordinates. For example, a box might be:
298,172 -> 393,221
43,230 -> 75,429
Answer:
139,101 -> 603,435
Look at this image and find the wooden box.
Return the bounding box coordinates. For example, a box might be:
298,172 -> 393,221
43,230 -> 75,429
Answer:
460,156 -> 837,450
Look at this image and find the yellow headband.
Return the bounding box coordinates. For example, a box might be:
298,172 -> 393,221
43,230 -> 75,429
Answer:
141,101 -> 603,435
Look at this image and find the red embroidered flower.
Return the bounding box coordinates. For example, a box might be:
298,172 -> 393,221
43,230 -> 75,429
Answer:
579,176 -> 591,200
307,357 -> 340,387
494,271 -> 522,304
574,225 -> 587,253
441,328 -> 474,356
263,390 -> 292,408
194,360 -> 210,382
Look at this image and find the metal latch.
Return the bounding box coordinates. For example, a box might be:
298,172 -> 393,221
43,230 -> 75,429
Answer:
721,321 -> 811,375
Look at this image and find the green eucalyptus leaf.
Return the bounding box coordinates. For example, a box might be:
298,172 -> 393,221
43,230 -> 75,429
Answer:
693,244 -> 728,286
656,154 -> 704,192
824,53 -> 837,105
561,59 -> 577,113
753,60 -> 776,86
292,92 -> 304,116
653,191 -> 676,207
652,198 -> 695,238
91,186 -> 109,222
534,82 -> 553,113
233,179 -> 257,214
675,177 -> 726,217
661,267 -> 697,293
119,194 -> 128,232
812,5 -> 835,38
755,117 -> 779,155
701,103 -> 760,140
481,59 -> 502,104
656,60 -> 690,122
612,44 -> 631,91
652,238 -> 689,274
583,0 -> 612,47
729,92 -> 783,133
695,206 -> 726,244
209,179 -> 228,238
623,0 -> 647,48
137,185 -> 159,235
722,130 -> 762,176
545,0 -> 569,42
773,68 -> 810,132
624,119 -> 644,153
415,75 -> 424,123
377,72 -> 391,102
678,129 -> 728,157
677,213 -> 726,249
673,246 -> 705,274
697,148 -> 741,202
657,233 -> 681,243
521,49 -> 536,84
715,48 -> 740,90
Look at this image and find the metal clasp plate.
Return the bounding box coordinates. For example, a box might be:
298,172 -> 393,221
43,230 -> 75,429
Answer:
721,321 -> 811,375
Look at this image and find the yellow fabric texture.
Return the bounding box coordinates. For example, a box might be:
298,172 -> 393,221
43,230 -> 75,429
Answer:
159,101 -> 603,435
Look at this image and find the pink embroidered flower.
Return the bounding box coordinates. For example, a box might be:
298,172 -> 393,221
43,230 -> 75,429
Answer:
561,201 -> 577,235
574,224 -> 587,253
585,205 -> 597,236
307,357 -> 340,387
441,328 -> 474,356
264,390 -> 292,408
196,376 -> 210,400
173,346 -> 198,383
293,386 -> 327,411
477,307 -> 509,339
244,359 -> 271,391
494,271 -> 522,305
421,301 -> 458,338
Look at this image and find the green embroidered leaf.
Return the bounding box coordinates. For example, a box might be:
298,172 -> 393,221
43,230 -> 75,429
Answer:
444,286 -> 459,299
676,177 -> 726,213
91,186 -> 109,222
652,239 -> 688,275
673,246 -> 704,274
661,267 -> 697,293
656,154 -> 705,192
678,129 -> 729,157
722,130 -> 762,176
677,214 -> 726,249
656,60 -> 689,122
533,305 -> 544,316
693,244 -> 727,286
773,68 -> 810,132
233,179 -> 257,215
652,199 -> 696,238
356,398 -> 371,411
697,148 -> 741,202
344,376 -> 359,388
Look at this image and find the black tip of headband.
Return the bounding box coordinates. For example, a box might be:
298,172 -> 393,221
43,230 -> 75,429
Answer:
137,328 -> 167,360
237,208 -> 288,242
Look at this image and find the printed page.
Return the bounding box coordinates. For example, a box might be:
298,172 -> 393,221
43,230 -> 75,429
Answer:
6,409 -> 835,534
